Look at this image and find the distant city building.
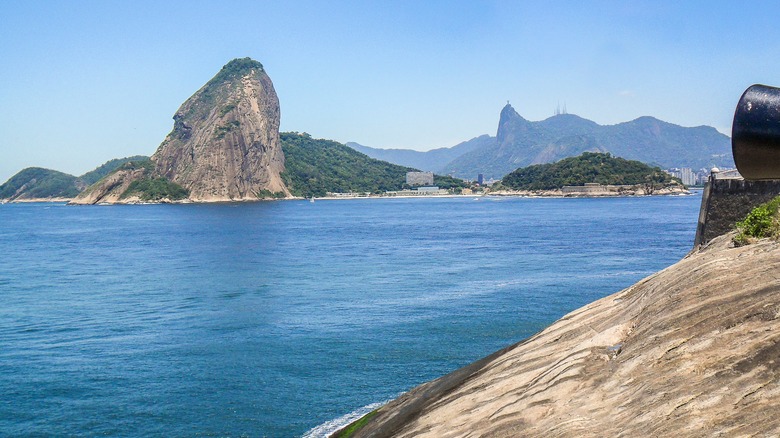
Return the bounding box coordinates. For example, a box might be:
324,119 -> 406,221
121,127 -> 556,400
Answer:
666,167 -> 695,186
406,171 -> 434,187
666,167 -> 738,186
695,169 -> 709,185
477,174 -> 484,185
680,168 -> 696,186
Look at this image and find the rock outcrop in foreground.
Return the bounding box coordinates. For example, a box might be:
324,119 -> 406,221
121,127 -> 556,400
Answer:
346,233 -> 780,437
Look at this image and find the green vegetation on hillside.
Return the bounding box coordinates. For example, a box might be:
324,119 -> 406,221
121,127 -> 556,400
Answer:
214,120 -> 241,139
500,152 -> 676,191
257,189 -> 286,199
0,156 -> 153,201
432,174 -> 467,190
280,132 -> 466,198
121,177 -> 189,201
195,58 -> 264,113
96,158 -> 188,201
219,103 -> 236,117
281,132 -> 413,197
116,159 -> 155,172
733,196 -> 780,246
0,167 -> 80,200
79,155 -> 149,185
210,58 -> 264,84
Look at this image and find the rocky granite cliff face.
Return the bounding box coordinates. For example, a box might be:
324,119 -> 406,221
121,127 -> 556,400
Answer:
71,58 -> 287,204
342,232 -> 780,437
152,58 -> 287,201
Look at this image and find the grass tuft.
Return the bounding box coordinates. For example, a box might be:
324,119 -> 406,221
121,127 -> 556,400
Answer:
331,410 -> 379,438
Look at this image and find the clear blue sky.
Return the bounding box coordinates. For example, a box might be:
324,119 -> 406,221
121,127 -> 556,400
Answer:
1,1 -> 779,182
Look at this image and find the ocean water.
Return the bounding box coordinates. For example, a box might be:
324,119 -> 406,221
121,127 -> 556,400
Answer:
0,194 -> 701,437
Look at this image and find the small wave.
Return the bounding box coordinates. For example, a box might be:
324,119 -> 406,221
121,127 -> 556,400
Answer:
302,400 -> 389,438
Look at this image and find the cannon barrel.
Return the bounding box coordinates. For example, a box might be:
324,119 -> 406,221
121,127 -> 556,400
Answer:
732,84 -> 780,180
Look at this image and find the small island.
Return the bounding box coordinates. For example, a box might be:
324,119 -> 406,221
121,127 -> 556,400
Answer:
489,152 -> 687,197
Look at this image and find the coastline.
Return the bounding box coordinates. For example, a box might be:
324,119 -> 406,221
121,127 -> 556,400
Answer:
2,197 -> 74,203
2,187 -> 692,205
312,187 -> 691,201
488,185 -> 690,198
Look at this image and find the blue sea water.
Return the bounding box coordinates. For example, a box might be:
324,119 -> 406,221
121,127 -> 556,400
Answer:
0,195 -> 701,437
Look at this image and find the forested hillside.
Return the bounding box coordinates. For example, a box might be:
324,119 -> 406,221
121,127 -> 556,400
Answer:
500,152 -> 676,190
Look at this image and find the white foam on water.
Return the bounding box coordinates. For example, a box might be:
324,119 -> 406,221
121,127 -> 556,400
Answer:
302,400 -> 389,438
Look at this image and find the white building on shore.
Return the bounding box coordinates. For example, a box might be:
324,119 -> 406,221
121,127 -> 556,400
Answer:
406,171 -> 434,187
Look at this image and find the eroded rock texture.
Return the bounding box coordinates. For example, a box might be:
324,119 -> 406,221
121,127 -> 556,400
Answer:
152,58 -> 288,201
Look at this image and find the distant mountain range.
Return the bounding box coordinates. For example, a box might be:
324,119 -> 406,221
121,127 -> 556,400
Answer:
348,104 -> 733,180
346,135 -> 494,176
1,58 -> 734,201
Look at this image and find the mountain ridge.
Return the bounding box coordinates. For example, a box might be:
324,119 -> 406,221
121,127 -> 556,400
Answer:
350,104 -> 732,180
346,135 -> 493,174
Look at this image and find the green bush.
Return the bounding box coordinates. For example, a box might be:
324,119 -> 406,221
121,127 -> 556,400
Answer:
219,104 -> 236,118
257,189 -> 286,199
119,159 -> 156,172
214,120 -> 241,139
121,177 -> 189,201
733,196 -> 780,246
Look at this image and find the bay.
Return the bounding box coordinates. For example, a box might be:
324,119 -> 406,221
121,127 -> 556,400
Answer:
0,194 -> 701,436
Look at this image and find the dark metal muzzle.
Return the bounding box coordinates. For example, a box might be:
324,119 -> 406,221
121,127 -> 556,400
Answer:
732,84 -> 780,180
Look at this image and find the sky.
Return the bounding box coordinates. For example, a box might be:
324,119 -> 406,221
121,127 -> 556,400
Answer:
1,0 -> 779,183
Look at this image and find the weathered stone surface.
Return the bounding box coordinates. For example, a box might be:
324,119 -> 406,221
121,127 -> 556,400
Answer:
151,58 -> 288,201
347,233 -> 780,437
70,58 -> 288,204
69,168 -> 147,204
